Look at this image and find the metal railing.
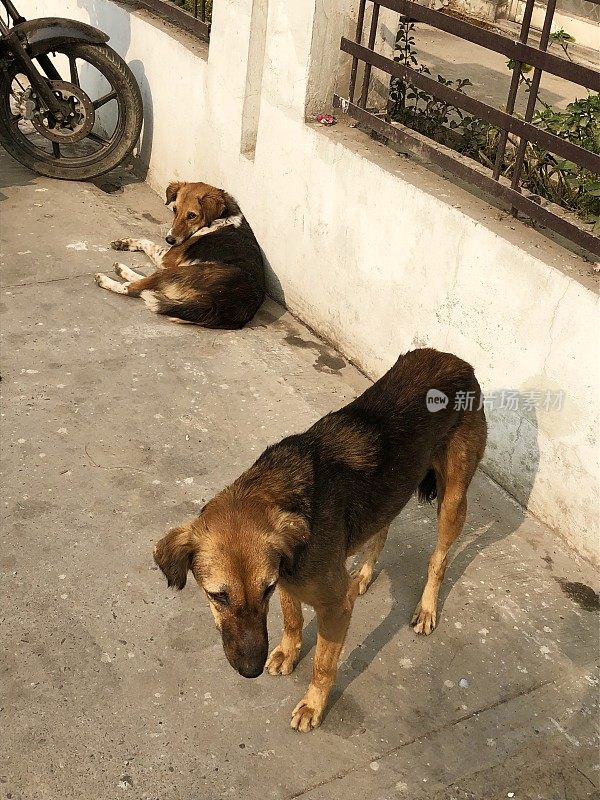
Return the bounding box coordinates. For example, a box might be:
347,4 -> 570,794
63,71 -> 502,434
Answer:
333,0 -> 600,257
135,0 -> 211,41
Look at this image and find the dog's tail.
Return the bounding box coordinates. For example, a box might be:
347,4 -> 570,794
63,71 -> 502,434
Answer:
417,469 -> 437,503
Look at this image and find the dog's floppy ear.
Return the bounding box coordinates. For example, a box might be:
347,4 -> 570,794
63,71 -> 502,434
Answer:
268,508 -> 310,563
199,191 -> 226,226
165,181 -> 183,205
153,521 -> 199,590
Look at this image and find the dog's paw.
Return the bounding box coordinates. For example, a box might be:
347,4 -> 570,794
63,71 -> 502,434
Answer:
411,601 -> 437,635
113,262 -> 124,277
352,563 -> 374,596
111,238 -> 133,251
266,643 -> 299,676
291,699 -> 323,733
95,272 -> 108,288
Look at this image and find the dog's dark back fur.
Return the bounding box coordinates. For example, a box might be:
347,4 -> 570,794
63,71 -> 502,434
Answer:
232,348 -> 483,577
184,217 -> 265,292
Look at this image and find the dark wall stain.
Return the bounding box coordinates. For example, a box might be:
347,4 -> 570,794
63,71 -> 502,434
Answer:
556,578 -> 600,612
284,334 -> 346,374
541,554 -> 553,570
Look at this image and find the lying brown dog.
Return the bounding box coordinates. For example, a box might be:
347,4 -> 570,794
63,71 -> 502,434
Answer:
95,181 -> 265,329
154,348 -> 487,731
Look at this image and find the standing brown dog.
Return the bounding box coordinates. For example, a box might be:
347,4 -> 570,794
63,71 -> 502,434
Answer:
154,348 -> 487,731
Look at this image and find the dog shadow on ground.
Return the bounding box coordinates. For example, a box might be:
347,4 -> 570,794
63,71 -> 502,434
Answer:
290,397 -> 541,721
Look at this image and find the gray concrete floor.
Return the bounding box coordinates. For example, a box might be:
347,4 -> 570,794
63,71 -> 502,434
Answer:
1,147 -> 598,800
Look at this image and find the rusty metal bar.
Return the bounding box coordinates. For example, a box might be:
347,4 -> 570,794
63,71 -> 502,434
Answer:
493,0 -> 535,180
358,2 -> 380,109
511,0 -> 557,193
340,38 -> 600,173
349,0 -> 367,104
333,96 -> 600,258
375,0 -> 600,91
200,0 -> 206,22
134,0 -> 211,40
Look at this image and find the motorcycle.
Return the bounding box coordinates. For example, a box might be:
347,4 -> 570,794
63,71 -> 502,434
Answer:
0,0 -> 143,179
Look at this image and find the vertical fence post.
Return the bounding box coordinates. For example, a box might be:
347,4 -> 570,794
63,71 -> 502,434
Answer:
510,0 -> 558,195
359,2 -> 380,109
493,0 -> 536,180
349,0 -> 367,104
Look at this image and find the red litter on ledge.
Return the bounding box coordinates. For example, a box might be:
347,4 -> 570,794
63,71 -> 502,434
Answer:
316,114 -> 336,125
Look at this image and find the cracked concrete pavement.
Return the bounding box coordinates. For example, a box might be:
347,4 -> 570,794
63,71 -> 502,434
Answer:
1,147 -> 599,800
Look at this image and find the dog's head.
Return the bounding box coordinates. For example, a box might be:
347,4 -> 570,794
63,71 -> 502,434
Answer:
164,181 -> 227,246
153,492 -> 308,678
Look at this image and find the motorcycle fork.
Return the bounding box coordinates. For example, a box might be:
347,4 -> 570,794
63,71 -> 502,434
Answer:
4,31 -> 70,119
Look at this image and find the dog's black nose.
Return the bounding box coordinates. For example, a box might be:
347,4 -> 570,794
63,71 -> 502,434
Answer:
165,235 -> 176,245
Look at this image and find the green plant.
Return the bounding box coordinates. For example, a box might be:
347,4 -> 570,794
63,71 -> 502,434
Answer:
387,19 -> 599,230
549,28 -> 576,59
389,18 -> 472,147
173,0 -> 213,22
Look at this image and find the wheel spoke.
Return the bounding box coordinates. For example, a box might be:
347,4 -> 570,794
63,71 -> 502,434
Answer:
92,90 -> 117,110
52,141 -> 61,159
87,130 -> 110,145
69,57 -> 80,88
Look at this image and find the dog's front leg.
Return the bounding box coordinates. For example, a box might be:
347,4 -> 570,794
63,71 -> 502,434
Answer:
111,238 -> 167,268
291,576 -> 360,732
266,585 -> 303,676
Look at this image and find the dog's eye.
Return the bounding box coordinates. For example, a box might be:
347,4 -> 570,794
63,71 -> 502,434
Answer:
208,591 -> 228,606
187,212 -> 197,220
263,583 -> 277,600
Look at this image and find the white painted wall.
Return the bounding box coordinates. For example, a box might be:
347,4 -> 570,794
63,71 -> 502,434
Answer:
19,0 -> 600,564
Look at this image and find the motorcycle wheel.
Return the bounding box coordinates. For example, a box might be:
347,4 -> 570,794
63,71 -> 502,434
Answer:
0,41 -> 143,180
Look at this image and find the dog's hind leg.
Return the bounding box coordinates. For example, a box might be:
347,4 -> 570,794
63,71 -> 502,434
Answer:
94,271 -> 160,298
412,409 -> 486,635
94,273 -> 130,294
353,526 -> 389,596
113,263 -> 146,281
111,238 -> 167,268
266,586 -> 303,676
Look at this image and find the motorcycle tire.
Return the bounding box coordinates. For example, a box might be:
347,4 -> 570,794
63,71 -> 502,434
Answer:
0,41 -> 143,180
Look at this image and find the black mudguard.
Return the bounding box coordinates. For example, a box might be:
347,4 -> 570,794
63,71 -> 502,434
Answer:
2,17 -> 110,49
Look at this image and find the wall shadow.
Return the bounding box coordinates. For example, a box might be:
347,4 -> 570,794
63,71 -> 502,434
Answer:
76,0 -> 154,183
127,58 -> 154,182
260,247 -> 286,309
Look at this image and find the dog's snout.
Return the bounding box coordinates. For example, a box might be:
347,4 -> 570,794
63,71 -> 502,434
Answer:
165,235 -> 176,245
237,661 -> 264,679
227,647 -> 267,679
221,619 -> 268,679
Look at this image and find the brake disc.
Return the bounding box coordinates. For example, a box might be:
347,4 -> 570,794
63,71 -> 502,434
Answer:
30,80 -> 95,143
